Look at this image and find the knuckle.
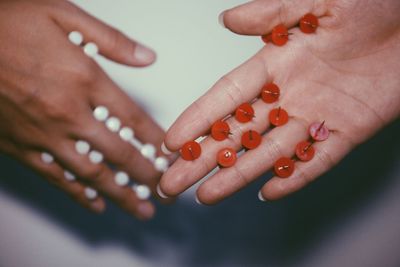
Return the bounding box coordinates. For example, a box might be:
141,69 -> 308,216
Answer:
105,28 -> 128,52
263,137 -> 283,161
79,164 -> 104,180
118,147 -> 136,166
197,184 -> 220,205
127,111 -> 145,129
71,60 -> 99,86
161,173 -> 185,197
232,165 -> 251,187
192,99 -> 213,128
229,120 -> 245,144
315,147 -> 335,170
41,97 -> 74,122
219,75 -> 244,107
18,83 -> 42,107
296,168 -> 314,186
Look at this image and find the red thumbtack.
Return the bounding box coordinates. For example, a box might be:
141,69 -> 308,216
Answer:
181,141 -> 202,161
241,130 -> 262,150
261,24 -> 291,46
309,121 -> 329,141
235,103 -> 255,123
274,157 -> 295,178
217,148 -> 237,168
269,107 -> 289,127
271,24 -> 291,46
261,33 -> 272,44
295,140 -> 315,162
261,83 -> 280,104
211,120 -> 231,141
300,13 -> 319,34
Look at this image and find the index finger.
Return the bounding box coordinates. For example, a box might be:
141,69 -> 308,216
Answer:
164,50 -> 271,151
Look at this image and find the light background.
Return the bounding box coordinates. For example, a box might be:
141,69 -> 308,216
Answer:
0,1 -> 399,267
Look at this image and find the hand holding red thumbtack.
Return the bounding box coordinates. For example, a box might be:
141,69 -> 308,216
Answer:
159,0 -> 400,205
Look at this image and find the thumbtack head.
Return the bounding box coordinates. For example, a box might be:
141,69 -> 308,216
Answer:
217,148 -> 237,168
181,141 -> 202,161
274,157 -> 295,178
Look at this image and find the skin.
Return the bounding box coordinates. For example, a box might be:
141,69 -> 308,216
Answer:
160,0 -> 400,204
0,0 -> 173,220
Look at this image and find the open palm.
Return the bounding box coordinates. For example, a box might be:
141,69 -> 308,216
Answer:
159,0 -> 400,204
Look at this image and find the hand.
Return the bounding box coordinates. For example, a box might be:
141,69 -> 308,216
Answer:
159,0 -> 400,204
0,0 -> 170,219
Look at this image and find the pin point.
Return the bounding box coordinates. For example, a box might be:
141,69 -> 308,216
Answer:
309,121 -> 329,141
261,83 -> 280,103
269,107 -> 289,127
274,157 -> 295,178
241,130 -> 262,150
181,141 -> 202,161
217,148 -> 237,168
235,103 -> 255,123
300,13 -> 319,34
211,120 -> 231,141
295,141 -> 315,162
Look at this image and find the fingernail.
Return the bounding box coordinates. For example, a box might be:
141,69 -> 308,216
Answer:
138,202 -> 155,220
134,44 -> 156,63
218,11 -> 226,28
156,184 -> 169,199
195,195 -> 203,205
161,142 -> 173,155
258,191 -> 267,202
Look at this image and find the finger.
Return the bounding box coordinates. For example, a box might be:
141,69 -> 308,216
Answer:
220,0 -> 328,35
91,76 -> 167,152
196,116 -> 312,204
22,150 -> 106,213
164,48 -> 272,152
53,1 -> 156,66
48,139 -> 156,220
75,110 -> 160,186
86,76 -> 171,183
259,132 -> 353,201
160,97 -> 277,197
